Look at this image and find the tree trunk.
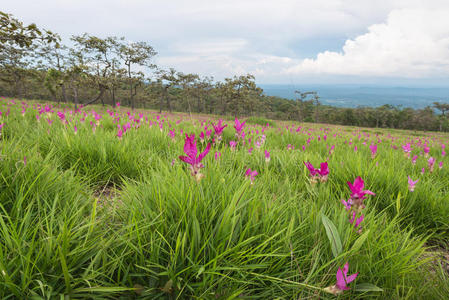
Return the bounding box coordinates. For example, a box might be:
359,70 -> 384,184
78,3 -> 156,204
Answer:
73,86 -> 79,110
61,84 -> 68,103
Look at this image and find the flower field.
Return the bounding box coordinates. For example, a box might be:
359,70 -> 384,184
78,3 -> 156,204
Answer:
0,99 -> 448,299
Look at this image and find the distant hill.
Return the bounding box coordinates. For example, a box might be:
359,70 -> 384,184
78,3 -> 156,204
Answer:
259,84 -> 449,108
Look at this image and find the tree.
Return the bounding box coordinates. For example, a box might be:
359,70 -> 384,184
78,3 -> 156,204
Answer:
118,41 -> 157,109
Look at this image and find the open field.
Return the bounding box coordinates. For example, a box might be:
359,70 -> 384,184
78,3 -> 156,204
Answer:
0,98 -> 448,299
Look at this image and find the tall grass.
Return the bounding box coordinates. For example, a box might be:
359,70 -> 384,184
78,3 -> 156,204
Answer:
0,99 -> 448,298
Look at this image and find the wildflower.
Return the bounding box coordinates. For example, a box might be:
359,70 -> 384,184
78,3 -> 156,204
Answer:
347,177 -> 375,211
304,162 -> 329,183
423,145 -> 430,157
179,134 -> 211,181
324,263 -> 358,295
74,125 -> 78,135
265,150 -> 270,163
411,155 -> 418,165
421,167 -> 425,174
248,147 -> 253,154
369,144 -> 377,158
245,168 -> 258,184
117,129 -> 123,140
439,161 -> 443,169
349,212 -> 364,233
234,118 -> 245,138
229,141 -> 237,151
428,157 -> 435,172
341,199 -> 351,211
214,152 -> 221,160
213,120 -> 227,141
168,130 -> 175,140
407,176 -> 418,192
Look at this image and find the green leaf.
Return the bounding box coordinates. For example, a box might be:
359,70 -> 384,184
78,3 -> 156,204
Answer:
354,283 -> 383,292
321,214 -> 342,258
350,229 -> 370,252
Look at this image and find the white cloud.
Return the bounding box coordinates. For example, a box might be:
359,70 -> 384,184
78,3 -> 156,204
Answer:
286,7 -> 449,78
3,0 -> 449,82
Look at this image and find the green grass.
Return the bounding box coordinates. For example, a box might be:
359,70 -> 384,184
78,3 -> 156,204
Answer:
0,98 -> 448,299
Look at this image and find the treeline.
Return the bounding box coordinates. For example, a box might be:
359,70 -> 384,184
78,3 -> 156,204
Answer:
1,11 -> 449,131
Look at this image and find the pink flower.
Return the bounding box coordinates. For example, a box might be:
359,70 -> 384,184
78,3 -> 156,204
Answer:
179,134 -> 211,181
117,129 -> 123,139
347,177 -> 375,211
213,119 -> 227,137
304,162 -> 329,182
245,168 -> 258,184
439,161 -> 443,169
411,155 -> 418,165
402,143 -> 412,153
428,157 -> 435,172
349,211 -> 364,233
324,263 -> 358,295
116,102 -> 120,107
264,150 -> 270,163
214,152 -> 221,160
369,144 -> 377,158
407,176 -> 418,192
229,140 -> 237,151
168,130 -> 175,140
234,118 -> 246,137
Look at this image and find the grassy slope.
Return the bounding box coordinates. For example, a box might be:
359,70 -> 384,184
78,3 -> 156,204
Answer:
0,99 -> 448,299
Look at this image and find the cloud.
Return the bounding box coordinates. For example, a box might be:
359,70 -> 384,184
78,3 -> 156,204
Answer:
3,0 -> 449,82
286,7 -> 449,78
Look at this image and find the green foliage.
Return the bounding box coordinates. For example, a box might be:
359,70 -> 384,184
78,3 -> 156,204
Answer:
0,99 -> 448,298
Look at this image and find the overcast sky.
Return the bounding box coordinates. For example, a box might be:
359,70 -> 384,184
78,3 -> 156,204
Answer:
4,0 -> 449,85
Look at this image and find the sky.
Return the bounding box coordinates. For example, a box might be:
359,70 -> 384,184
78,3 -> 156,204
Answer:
3,0 -> 449,85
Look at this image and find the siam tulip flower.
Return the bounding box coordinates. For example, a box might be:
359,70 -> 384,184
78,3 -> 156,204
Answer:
369,144 -> 377,158
317,162 -> 329,182
248,147 -> 253,154
168,130 -> 175,140
265,150 -> 270,163
117,129 -> 123,140
428,157 -> 435,172
179,134 -> 211,181
213,119 -> 227,141
442,150 -> 446,157
304,162 -> 329,183
347,177 -> 375,211
411,155 -> 418,165
423,145 -> 430,157
287,144 -> 295,150
324,263 -> 358,295
354,145 -> 358,152
74,125 -> 78,134
402,143 -> 412,157
234,118 -> 246,138
407,176 -> 419,192
245,168 -> 258,184
214,152 -> 221,160
341,199 -> 351,211
199,131 -> 205,143
229,140 -> 237,151
439,161 -> 443,169
421,167 -> 425,174
349,211 -> 364,233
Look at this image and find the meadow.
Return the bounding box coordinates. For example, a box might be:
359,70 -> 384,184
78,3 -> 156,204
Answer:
0,98 -> 448,299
